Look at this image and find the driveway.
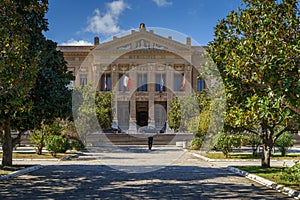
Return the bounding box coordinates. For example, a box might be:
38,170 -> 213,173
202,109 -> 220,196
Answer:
0,145 -> 293,199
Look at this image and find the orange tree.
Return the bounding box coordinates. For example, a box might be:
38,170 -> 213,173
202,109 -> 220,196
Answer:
208,0 -> 299,168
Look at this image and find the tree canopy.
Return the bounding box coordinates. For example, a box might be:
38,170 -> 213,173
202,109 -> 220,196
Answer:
0,0 -> 48,122
18,39 -> 73,130
0,0 -> 73,166
208,0 -> 299,167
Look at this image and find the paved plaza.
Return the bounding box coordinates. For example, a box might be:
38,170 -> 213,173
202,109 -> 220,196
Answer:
0,145 -> 294,199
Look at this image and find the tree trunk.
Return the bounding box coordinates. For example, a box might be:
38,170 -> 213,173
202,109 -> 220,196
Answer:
2,120 -> 13,166
280,148 -> 286,156
252,144 -> 258,157
12,131 -> 22,148
36,145 -> 43,155
37,131 -> 45,155
261,143 -> 272,168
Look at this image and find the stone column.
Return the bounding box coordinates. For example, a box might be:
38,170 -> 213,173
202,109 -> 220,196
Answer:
148,65 -> 155,127
167,65 -> 174,93
92,64 -> 98,88
186,65 -> 193,94
148,98 -> 155,127
111,65 -> 118,91
128,97 -> 137,133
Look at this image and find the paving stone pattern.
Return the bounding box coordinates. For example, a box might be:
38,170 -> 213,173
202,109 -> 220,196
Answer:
0,146 -> 293,199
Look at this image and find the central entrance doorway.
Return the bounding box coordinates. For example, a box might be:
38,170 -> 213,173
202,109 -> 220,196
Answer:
117,101 -> 130,132
136,101 -> 148,128
154,101 -> 167,132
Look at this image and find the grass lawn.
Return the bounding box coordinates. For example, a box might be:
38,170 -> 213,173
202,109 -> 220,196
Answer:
200,152 -> 300,160
235,165 -> 300,191
0,152 -> 76,159
0,165 -> 32,177
0,152 -> 76,177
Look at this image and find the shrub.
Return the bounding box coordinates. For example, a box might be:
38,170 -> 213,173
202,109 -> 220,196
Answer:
30,119 -> 82,156
95,91 -> 113,130
242,133 -> 262,156
168,97 -> 181,132
190,137 -> 203,150
70,140 -> 85,151
188,110 -> 211,137
29,121 -> 63,155
280,161 -> 300,185
213,133 -> 242,157
29,130 -> 45,155
59,119 -> 79,140
45,135 -> 70,157
275,132 -> 296,156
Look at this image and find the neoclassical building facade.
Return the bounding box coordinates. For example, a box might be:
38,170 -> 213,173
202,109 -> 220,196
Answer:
58,24 -> 207,132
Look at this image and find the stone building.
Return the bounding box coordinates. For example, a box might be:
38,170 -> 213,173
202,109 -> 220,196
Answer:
58,24 -> 207,132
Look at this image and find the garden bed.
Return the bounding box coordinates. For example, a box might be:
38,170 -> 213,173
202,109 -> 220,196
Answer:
235,165 -> 300,191
200,152 -> 300,160
0,152 -> 77,160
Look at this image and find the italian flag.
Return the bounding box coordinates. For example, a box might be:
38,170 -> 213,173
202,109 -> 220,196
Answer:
181,74 -> 186,90
123,75 -> 132,89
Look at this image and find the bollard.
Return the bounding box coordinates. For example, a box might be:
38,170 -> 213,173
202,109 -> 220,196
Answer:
148,136 -> 153,150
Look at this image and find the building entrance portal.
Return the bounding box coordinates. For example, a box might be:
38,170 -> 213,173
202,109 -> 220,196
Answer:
117,101 -> 130,131
136,101 -> 148,128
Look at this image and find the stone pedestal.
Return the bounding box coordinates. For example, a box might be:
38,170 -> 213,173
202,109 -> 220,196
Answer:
128,121 -> 137,134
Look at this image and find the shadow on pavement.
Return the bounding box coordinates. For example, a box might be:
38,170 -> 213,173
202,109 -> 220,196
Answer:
0,164 -> 293,199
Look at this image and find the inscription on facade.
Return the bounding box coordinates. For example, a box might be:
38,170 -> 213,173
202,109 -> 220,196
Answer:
128,55 -> 167,59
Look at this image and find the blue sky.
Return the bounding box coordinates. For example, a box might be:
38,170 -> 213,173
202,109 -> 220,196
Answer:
44,0 -> 243,46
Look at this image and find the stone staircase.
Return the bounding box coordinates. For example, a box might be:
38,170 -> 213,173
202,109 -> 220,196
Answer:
15,132 -> 194,147
85,133 -> 195,146
17,132 -> 300,147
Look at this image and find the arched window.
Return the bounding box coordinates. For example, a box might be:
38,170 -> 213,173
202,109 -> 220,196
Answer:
155,73 -> 165,92
100,73 -> 111,91
137,73 -> 147,92
197,78 -> 205,92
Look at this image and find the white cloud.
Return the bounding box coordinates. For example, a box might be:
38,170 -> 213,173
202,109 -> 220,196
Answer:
61,39 -> 93,46
152,0 -> 173,7
85,0 -> 129,35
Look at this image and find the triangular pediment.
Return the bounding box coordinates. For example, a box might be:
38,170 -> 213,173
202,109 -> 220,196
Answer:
94,29 -> 191,52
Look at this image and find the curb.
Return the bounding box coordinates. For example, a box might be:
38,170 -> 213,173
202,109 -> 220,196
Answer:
0,165 -> 44,181
0,153 -> 81,162
227,166 -> 300,199
60,154 -> 80,161
191,152 -> 211,162
192,152 -> 300,199
11,159 -> 59,161
191,152 -> 260,162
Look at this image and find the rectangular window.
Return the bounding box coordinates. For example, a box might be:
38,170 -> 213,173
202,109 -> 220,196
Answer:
174,73 -> 184,91
155,73 -> 165,92
100,73 -> 111,91
197,78 -> 205,92
119,74 -> 132,91
119,74 -> 125,91
137,73 -> 147,92
80,74 -> 88,86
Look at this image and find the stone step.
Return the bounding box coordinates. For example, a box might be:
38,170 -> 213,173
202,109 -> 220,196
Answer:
85,133 -> 195,146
